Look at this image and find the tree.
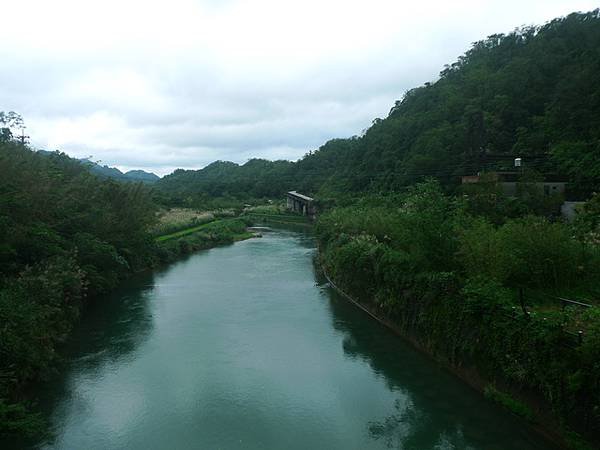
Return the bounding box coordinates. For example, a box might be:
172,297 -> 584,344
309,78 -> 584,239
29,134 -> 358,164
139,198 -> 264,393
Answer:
0,111 -> 25,142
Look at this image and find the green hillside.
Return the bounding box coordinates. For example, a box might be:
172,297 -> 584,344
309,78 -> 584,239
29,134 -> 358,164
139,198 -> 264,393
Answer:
156,10 -> 600,203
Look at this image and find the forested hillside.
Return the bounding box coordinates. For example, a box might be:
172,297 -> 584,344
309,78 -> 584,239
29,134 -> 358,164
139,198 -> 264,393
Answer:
157,10 -> 600,204
156,159 -> 295,207
325,9 -> 600,195
81,160 -> 160,183
3,8 -> 600,447
296,10 -> 600,447
0,138 -> 157,435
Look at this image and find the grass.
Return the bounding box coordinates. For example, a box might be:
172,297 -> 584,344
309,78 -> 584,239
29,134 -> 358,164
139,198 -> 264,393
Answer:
232,231 -> 256,241
246,216 -> 313,228
156,217 -> 257,243
153,218 -> 255,265
155,204 -> 312,243
151,208 -> 216,236
245,204 -> 285,214
156,220 -> 219,242
244,212 -> 311,223
157,208 -> 213,224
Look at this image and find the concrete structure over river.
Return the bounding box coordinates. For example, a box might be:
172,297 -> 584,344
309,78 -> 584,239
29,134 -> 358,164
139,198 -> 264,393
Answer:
286,191 -> 316,219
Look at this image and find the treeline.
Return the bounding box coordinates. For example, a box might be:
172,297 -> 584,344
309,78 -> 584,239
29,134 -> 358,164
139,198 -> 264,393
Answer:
155,160 -> 296,208
0,139 -> 157,435
328,9 -> 600,196
316,181 -> 600,447
156,10 -> 600,205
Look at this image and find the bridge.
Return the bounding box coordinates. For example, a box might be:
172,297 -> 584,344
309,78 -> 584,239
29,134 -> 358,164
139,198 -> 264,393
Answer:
286,191 -> 316,219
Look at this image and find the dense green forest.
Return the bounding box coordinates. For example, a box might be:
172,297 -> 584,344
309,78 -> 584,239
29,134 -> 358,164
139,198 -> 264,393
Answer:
156,10 -> 600,205
156,159 -> 296,207
3,9 -> 600,448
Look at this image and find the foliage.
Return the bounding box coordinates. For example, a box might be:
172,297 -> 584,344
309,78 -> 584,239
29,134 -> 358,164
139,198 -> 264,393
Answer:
316,181 -> 600,445
155,159 -> 296,207
4,8 -> 600,445
0,111 -> 25,142
574,193 -> 600,245
458,216 -> 599,291
0,140 -> 157,436
156,10 -> 600,204
0,400 -> 45,438
154,219 -> 252,264
152,209 -> 216,237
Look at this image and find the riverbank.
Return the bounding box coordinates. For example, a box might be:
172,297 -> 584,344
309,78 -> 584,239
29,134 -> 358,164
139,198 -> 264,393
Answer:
314,183 -> 600,450
154,217 -> 257,265
0,216 -> 257,439
5,228 -> 561,450
241,211 -> 313,228
319,262 -> 569,450
317,251 -> 598,450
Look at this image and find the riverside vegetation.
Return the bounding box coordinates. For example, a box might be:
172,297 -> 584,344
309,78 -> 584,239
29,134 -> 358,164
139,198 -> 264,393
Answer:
2,9 -> 600,449
0,137 -> 253,437
316,181 -> 600,448
0,138 -> 156,436
150,11 -> 600,447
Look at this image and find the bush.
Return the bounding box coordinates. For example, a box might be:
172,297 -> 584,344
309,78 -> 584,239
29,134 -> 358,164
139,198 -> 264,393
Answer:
459,216 -> 598,291
316,185 -> 600,444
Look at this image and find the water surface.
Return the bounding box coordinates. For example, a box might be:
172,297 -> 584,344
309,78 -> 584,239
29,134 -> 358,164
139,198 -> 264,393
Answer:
29,229 -> 557,449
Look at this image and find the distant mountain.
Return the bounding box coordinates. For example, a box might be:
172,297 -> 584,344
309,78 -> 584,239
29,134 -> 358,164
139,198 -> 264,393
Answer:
79,159 -> 159,183
35,151 -> 160,183
80,159 -> 124,178
123,169 -> 160,183
37,150 -> 160,184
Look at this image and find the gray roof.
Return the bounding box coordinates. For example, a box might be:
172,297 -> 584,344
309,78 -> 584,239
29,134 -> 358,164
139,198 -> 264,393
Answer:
287,191 -> 314,202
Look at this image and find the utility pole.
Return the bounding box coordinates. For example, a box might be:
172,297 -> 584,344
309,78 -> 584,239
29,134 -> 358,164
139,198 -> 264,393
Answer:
18,128 -> 29,146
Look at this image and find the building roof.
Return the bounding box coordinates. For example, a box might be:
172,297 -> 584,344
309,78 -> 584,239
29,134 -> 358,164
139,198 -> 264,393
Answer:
287,191 -> 314,202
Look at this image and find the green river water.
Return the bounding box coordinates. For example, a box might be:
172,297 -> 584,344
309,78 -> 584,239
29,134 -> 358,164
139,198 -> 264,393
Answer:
22,229 -> 558,449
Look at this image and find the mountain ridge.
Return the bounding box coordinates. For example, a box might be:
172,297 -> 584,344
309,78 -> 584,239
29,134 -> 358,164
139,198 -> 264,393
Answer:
155,9 -> 600,205
35,150 -> 161,183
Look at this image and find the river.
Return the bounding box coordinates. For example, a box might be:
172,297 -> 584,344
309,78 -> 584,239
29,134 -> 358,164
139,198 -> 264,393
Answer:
28,228 -> 557,449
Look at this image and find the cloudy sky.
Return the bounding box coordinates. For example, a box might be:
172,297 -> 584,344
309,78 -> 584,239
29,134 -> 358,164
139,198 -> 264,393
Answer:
1,0 -> 597,175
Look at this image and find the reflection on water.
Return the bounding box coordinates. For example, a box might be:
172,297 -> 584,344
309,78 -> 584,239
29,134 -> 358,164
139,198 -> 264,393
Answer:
67,275 -> 156,364
4,229 -> 559,450
367,398 -> 474,450
323,282 -> 558,450
36,272 -> 157,448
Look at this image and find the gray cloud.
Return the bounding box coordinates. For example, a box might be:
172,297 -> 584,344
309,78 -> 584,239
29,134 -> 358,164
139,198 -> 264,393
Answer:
1,0 -> 597,176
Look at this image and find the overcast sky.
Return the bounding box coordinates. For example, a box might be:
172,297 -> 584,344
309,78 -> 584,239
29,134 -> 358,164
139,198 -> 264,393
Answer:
1,1 -> 597,176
